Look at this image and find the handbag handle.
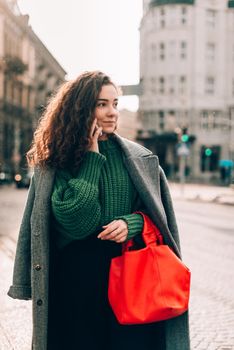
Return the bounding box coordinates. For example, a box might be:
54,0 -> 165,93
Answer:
123,212 -> 163,253
136,212 -> 163,246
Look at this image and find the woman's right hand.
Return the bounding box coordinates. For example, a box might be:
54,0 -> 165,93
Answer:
88,118 -> 103,153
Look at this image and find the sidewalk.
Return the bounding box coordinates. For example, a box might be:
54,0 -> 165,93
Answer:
0,186 -> 31,350
169,182 -> 234,206
0,248 -> 32,350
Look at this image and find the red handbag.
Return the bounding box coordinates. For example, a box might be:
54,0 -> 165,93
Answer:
108,212 -> 191,325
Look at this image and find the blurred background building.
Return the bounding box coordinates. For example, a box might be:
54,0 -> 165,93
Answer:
0,0 -> 233,185
0,0 -> 66,183
117,109 -> 140,141
137,0 -> 234,182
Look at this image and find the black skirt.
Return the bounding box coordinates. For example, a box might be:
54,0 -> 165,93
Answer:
47,231 -> 165,350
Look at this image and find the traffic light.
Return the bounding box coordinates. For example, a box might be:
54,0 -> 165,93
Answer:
181,128 -> 189,143
181,134 -> 189,143
205,148 -> 212,157
201,146 -> 219,172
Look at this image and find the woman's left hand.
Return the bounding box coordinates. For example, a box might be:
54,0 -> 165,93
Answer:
97,220 -> 128,243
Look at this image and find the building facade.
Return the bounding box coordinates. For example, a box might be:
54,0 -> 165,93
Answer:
138,0 -> 234,181
118,109 -> 139,141
0,0 -> 66,181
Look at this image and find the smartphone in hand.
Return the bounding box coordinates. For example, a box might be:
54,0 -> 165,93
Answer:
95,124 -> 103,138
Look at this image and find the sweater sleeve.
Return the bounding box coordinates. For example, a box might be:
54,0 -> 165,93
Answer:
51,151 -> 106,240
116,213 -> 144,240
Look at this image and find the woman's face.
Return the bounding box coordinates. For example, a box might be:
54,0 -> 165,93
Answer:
93,84 -> 119,139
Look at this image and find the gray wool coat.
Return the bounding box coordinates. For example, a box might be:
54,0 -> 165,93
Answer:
8,134 -> 190,350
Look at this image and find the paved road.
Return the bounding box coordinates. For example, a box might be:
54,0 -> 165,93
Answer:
174,199 -> 234,350
0,185 -> 234,349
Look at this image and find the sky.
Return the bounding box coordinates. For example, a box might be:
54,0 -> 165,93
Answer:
17,0 -> 143,111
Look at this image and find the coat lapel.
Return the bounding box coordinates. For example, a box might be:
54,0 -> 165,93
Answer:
112,137 -> 167,221
113,134 -> 180,255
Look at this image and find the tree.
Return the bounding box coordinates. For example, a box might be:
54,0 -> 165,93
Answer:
3,56 -> 28,76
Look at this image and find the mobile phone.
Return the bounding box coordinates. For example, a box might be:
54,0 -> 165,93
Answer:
94,124 -> 103,137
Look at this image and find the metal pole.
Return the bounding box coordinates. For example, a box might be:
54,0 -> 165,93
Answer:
179,154 -> 186,197
205,155 -> 210,173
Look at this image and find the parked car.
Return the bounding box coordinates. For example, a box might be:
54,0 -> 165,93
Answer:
14,170 -> 32,189
0,171 -> 13,185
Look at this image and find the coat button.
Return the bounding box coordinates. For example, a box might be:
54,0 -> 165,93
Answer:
37,299 -> 43,306
35,264 -> 41,271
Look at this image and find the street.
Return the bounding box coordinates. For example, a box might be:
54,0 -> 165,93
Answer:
174,200 -> 234,350
0,185 -> 234,350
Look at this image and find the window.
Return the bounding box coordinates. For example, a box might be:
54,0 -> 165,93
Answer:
206,43 -> 215,61
14,82 -> 20,105
3,122 -> 13,160
180,41 -> 187,59
151,43 -> 157,61
212,111 -> 220,129
206,9 -> 216,28
161,19 -> 165,28
159,110 -> 165,130
181,6 -> 187,25
7,80 -> 14,102
168,40 -> 176,59
149,111 -> 157,130
179,76 -> 186,95
143,112 -> 150,130
160,7 -> 166,28
159,77 -> 165,94
144,111 -> 156,131
200,111 -> 220,130
18,82 -> 23,106
169,6 -> 176,26
208,111 -> 215,129
27,86 -> 32,111
169,76 -> 175,95
200,110 -> 208,129
159,42 -> 165,60
205,77 -> 215,95
151,77 -> 157,94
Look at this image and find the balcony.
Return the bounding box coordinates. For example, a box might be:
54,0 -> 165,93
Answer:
150,0 -> 195,6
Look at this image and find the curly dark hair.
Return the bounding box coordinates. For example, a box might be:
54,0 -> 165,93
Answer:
27,71 -> 117,169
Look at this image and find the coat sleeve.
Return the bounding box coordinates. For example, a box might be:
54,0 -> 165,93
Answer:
7,175 -> 35,300
159,168 -> 191,349
159,167 -> 181,253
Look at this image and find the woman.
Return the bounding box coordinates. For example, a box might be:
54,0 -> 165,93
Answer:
8,71 -> 190,350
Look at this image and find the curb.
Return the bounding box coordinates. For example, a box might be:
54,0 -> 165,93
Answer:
172,195 -> 234,206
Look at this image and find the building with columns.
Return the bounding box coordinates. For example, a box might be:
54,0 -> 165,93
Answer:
138,0 -> 234,181
0,0 -> 66,181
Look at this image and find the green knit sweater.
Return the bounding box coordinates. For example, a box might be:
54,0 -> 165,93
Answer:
51,137 -> 144,249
